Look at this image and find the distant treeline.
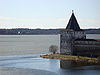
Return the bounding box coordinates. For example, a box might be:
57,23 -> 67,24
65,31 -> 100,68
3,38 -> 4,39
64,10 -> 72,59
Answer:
0,28 -> 100,35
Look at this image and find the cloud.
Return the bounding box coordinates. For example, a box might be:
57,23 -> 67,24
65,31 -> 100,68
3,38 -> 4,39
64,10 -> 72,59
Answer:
0,16 -> 67,28
0,16 -> 32,22
78,18 -> 100,28
0,17 -> 15,21
0,16 -> 99,29
0,16 -> 67,21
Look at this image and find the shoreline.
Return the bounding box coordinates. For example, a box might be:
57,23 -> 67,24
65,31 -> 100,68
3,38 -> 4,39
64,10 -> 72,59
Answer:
40,54 -> 100,64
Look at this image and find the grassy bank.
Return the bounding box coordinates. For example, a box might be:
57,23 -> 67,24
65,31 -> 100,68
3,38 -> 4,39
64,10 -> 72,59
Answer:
40,54 -> 100,64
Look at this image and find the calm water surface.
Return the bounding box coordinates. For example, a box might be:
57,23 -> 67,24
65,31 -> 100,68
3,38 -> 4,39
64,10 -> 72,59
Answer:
0,34 -> 100,75
0,34 -> 100,56
0,35 -> 60,56
86,34 -> 100,39
0,55 -> 100,75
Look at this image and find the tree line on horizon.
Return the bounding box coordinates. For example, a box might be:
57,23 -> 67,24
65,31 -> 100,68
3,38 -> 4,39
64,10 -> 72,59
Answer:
0,28 -> 100,35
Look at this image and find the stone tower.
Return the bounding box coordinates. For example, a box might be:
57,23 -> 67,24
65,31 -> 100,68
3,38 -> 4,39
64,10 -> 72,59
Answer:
60,11 -> 86,55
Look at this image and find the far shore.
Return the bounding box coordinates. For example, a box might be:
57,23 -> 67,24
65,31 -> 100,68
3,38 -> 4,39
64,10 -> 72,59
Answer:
40,54 -> 100,64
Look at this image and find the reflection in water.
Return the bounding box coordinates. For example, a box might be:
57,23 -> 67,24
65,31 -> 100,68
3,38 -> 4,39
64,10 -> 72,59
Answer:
0,55 -> 100,75
60,60 -> 100,75
60,60 -> 99,69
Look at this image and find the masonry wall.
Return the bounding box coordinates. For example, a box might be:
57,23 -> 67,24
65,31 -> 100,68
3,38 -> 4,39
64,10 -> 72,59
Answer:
74,41 -> 100,57
60,31 -> 73,54
60,29 -> 86,54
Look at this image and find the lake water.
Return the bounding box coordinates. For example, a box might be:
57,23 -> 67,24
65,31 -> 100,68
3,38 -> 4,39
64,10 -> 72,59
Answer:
0,35 -> 60,56
0,34 -> 100,75
0,55 -> 100,75
86,34 -> 100,39
0,34 -> 100,56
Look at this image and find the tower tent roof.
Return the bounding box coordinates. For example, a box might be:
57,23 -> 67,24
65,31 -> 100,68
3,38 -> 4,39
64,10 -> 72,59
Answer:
66,11 -> 81,31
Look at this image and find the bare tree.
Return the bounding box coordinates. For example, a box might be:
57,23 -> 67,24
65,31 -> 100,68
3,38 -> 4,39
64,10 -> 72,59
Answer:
49,45 -> 58,54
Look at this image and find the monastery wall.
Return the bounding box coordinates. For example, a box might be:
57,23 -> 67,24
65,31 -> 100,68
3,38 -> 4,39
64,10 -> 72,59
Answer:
74,40 -> 100,57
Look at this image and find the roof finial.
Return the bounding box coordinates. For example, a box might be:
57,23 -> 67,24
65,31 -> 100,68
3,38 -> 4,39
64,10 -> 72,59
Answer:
72,10 -> 74,13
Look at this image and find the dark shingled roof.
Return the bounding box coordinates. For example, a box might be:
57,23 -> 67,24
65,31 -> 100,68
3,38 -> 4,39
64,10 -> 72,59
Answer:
66,12 -> 81,31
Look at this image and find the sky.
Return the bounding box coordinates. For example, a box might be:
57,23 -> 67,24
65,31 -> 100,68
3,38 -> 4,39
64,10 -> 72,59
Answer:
0,0 -> 100,29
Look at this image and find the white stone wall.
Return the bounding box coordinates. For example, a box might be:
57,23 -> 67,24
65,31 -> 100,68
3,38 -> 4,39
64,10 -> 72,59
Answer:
73,31 -> 86,39
60,30 -> 86,54
60,31 -> 72,54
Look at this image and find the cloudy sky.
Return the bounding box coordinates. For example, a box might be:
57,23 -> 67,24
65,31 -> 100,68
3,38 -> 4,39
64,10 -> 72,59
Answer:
0,0 -> 100,29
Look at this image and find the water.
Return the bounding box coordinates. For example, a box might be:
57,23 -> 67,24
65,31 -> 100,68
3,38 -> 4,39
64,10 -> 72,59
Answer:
0,35 -> 60,56
0,55 -> 100,75
0,34 -> 100,75
86,34 -> 100,39
0,34 -> 100,56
